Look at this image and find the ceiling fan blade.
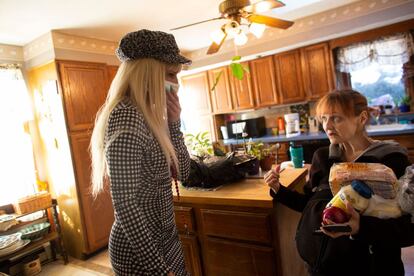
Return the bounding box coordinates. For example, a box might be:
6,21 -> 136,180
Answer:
171,17 -> 225,31
247,14 -> 293,29
243,0 -> 285,13
207,32 -> 228,55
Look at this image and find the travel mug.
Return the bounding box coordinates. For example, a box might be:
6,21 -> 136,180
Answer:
289,142 -> 303,168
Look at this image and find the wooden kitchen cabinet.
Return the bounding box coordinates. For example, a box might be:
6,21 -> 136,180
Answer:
107,65 -> 119,84
174,169 -> 309,276
174,206 -> 203,276
205,237 -> 276,276
228,62 -> 255,110
300,42 -> 335,99
181,72 -> 212,116
29,60 -> 114,258
274,50 -> 306,104
58,61 -> 109,132
174,205 -> 278,276
180,72 -> 216,139
250,56 -> 279,107
70,131 -> 114,253
208,67 -> 234,114
180,235 -> 203,276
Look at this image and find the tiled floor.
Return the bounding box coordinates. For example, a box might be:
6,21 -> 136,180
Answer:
38,246 -> 414,275
39,250 -> 113,276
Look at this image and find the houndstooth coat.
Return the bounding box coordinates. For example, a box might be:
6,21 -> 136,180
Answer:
104,99 -> 191,276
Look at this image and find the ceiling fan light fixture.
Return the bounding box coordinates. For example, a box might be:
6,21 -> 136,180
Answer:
249,22 -> 266,38
255,1 -> 273,13
210,29 -> 226,45
225,20 -> 241,38
234,31 -> 248,46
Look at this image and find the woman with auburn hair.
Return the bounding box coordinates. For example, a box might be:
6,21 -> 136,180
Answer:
265,90 -> 414,276
90,30 -> 191,276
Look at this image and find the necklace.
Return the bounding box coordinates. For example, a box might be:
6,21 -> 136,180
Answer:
170,165 -> 180,200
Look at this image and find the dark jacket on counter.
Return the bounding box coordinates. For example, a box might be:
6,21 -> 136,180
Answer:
271,141 -> 414,276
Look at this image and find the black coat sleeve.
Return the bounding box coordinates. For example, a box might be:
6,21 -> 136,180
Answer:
270,148 -> 328,212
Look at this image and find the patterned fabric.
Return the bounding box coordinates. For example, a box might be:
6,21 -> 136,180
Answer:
116,29 -> 191,65
104,99 -> 191,276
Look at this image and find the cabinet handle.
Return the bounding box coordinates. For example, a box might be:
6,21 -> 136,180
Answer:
184,223 -> 189,235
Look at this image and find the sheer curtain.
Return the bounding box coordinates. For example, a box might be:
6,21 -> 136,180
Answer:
337,32 -> 413,73
0,64 -> 37,206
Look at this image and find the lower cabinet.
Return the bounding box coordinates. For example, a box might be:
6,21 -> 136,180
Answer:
180,235 -> 203,276
174,205 -> 282,276
205,237 -> 276,276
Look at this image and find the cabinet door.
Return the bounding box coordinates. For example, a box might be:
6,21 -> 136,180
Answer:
228,62 -> 255,110
180,72 -> 215,139
301,43 -> 334,100
181,72 -> 212,116
107,65 -> 119,85
250,56 -> 279,107
70,131 -> 114,253
180,235 -> 203,276
58,61 -> 109,132
208,67 -> 233,114
205,237 -> 276,276
200,209 -> 272,244
274,50 -> 306,104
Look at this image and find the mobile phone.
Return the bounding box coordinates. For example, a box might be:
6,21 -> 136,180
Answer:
313,224 -> 352,235
322,224 -> 352,233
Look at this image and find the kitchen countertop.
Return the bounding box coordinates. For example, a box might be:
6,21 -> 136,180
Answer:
173,167 -> 307,208
222,124 -> 414,145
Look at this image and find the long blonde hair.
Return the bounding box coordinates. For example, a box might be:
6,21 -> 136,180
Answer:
90,58 -> 179,197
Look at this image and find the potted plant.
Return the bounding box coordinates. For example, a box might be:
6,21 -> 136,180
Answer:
399,95 -> 411,113
185,131 -> 213,160
246,140 -> 275,173
245,140 -> 261,175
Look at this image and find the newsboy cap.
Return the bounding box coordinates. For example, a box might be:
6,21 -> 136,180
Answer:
115,29 -> 191,65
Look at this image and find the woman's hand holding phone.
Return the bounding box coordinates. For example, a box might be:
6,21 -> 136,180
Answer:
319,202 -> 360,238
166,86 -> 181,123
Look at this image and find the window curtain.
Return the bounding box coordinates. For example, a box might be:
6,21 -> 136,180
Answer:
337,33 -> 413,73
0,64 -> 37,206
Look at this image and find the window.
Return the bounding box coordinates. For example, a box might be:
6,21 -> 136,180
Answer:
0,65 -> 37,206
350,63 -> 405,106
337,33 -> 413,106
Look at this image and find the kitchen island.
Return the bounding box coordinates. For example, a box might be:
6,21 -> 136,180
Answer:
173,168 -> 308,276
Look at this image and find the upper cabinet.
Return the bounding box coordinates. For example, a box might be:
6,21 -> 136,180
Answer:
228,62 -> 255,110
250,56 -> 279,107
181,72 -> 212,116
300,42 -> 335,100
180,72 -> 215,138
208,67 -> 234,114
274,50 -> 306,104
58,61 -> 109,132
107,65 -> 119,85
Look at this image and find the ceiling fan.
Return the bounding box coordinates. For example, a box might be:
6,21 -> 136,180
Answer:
171,0 -> 294,55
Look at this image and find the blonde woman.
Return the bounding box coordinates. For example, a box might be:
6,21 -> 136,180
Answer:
90,30 -> 191,276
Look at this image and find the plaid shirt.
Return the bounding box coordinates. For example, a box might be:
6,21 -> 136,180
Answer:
105,99 -> 190,276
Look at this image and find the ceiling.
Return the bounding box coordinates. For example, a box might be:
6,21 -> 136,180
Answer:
0,0 -> 358,53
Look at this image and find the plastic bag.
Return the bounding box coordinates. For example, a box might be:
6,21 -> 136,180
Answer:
329,162 -> 398,199
183,153 -> 256,189
397,165 -> 414,222
363,194 -> 402,219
